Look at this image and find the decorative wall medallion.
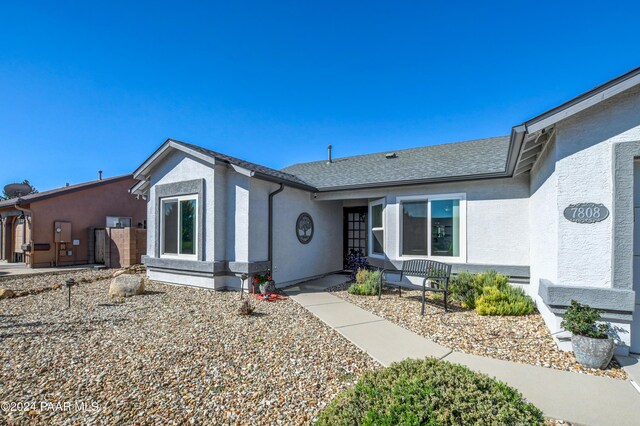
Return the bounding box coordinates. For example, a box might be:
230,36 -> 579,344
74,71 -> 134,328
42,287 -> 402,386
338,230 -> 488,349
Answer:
563,203 -> 609,223
296,213 -> 314,244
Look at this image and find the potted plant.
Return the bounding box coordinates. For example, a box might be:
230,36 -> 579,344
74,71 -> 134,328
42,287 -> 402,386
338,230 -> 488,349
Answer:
253,271 -> 276,294
561,300 -> 615,369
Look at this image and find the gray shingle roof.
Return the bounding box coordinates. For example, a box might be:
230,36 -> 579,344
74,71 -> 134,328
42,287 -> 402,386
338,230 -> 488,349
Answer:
282,136 -> 510,190
171,140 -> 316,191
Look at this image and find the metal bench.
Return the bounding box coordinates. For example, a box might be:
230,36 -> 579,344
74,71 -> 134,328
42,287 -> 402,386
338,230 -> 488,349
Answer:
378,259 -> 452,314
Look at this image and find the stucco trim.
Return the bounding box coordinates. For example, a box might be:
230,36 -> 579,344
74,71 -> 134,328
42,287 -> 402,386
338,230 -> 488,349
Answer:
451,263 -> 530,278
539,279 -> 635,315
612,140 -> 640,290
154,179 -> 205,261
227,261 -> 271,274
143,256 -> 271,276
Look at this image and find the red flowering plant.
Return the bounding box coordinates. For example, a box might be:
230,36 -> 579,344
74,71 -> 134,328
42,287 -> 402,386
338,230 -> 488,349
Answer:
252,271 -> 272,291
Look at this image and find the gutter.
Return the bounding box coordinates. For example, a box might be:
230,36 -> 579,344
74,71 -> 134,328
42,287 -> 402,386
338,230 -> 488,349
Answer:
268,184 -> 285,265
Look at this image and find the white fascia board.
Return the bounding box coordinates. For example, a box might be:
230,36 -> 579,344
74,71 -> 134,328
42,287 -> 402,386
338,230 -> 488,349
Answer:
229,164 -> 255,177
130,179 -> 150,195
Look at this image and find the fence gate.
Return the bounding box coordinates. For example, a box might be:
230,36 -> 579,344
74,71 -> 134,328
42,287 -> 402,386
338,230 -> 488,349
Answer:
94,228 -> 106,264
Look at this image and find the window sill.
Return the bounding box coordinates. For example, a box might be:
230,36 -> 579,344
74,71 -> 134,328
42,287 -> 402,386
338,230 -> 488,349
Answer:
397,255 -> 467,264
368,253 -> 385,260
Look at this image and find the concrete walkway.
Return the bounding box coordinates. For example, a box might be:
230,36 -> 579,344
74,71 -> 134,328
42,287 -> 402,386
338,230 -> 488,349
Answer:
285,275 -> 640,426
0,262 -> 104,278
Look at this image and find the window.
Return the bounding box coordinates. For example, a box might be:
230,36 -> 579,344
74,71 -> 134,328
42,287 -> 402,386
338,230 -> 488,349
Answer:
431,199 -> 460,257
399,194 -> 465,260
106,216 -> 132,228
402,201 -> 428,255
369,199 -> 385,258
161,195 -> 197,257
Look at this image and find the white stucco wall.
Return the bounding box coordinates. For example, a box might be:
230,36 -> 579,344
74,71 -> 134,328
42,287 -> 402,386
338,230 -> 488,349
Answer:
527,85 -> 640,352
147,151 -> 215,261
270,185 -> 343,286
316,176 -> 530,269
529,134 -> 559,299
555,85 -> 640,289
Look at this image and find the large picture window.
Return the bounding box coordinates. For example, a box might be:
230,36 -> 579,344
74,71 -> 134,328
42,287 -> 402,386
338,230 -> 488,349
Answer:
399,194 -> 465,260
161,195 -> 197,257
369,198 -> 385,258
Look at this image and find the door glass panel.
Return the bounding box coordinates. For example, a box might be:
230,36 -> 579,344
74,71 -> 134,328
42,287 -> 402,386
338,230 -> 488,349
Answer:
180,199 -> 196,255
163,201 -> 178,254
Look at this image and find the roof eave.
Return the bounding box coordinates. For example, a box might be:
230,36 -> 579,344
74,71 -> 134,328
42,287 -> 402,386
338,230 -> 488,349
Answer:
252,171 -> 317,192
314,170 -> 512,193
525,67 -> 640,134
132,139 -> 217,180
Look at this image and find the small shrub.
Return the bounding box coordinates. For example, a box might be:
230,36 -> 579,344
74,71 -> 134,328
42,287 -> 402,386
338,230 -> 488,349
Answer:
475,285 -> 535,316
475,269 -> 509,289
348,269 -> 381,296
449,269 -> 515,310
238,300 -> 255,315
317,358 -> 544,426
345,249 -> 370,281
355,268 -> 368,285
561,300 -> 610,338
448,271 -> 476,308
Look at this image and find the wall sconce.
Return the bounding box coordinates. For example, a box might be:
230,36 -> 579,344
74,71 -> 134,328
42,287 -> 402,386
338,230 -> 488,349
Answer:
17,214 -> 25,225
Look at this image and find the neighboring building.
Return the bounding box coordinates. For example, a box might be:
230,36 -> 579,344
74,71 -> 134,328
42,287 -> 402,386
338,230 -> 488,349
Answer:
131,67 -> 640,355
0,175 -> 147,268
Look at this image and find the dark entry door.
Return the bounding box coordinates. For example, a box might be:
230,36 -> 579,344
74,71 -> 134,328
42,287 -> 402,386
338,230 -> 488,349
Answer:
343,207 -> 368,268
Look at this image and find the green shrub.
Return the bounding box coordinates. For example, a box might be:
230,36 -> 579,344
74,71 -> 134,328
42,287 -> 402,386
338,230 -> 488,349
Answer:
561,300 -> 610,338
475,285 -> 535,316
348,269 -> 381,296
355,268 -> 368,285
448,271 -> 476,308
317,358 -> 544,426
475,269 -> 509,289
449,269 -> 510,309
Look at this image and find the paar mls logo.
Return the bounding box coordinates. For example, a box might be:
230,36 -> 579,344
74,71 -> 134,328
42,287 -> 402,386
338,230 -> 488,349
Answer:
296,212 -> 314,244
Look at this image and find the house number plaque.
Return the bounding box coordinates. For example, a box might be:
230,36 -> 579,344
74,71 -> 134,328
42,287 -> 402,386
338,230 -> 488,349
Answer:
563,203 -> 609,223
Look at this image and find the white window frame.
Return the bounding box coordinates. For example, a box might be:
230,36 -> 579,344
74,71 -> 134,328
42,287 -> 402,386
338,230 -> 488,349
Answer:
368,198 -> 386,259
160,194 -> 198,259
396,193 -> 467,263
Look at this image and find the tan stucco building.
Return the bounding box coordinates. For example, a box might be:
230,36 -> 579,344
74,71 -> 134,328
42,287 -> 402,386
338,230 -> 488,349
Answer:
0,175 -> 146,267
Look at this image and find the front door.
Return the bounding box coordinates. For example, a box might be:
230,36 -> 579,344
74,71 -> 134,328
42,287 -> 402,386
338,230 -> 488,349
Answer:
343,207 -> 368,268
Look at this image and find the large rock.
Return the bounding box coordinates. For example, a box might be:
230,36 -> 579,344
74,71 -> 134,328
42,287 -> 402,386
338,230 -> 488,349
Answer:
0,288 -> 15,299
109,275 -> 145,297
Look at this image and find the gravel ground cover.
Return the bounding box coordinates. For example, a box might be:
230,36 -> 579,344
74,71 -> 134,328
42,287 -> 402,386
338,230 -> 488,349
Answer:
1,276 -> 379,425
0,268 -> 114,293
330,283 -> 627,380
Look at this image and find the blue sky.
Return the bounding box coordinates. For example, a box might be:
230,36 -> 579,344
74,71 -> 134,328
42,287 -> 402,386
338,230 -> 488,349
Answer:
1,1 -> 638,191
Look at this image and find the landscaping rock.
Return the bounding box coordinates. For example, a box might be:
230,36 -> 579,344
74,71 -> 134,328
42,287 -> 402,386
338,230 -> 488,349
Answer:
0,288 -> 15,299
1,277 -> 378,424
112,269 -> 127,278
109,275 -> 145,297
330,282 -> 627,380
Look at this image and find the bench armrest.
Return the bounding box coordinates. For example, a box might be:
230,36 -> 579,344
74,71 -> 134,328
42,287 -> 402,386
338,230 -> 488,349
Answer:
423,276 -> 450,291
378,269 -> 400,299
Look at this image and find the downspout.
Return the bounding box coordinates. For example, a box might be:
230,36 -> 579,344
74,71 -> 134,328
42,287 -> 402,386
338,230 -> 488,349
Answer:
14,202 -> 33,267
268,184 -> 285,266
